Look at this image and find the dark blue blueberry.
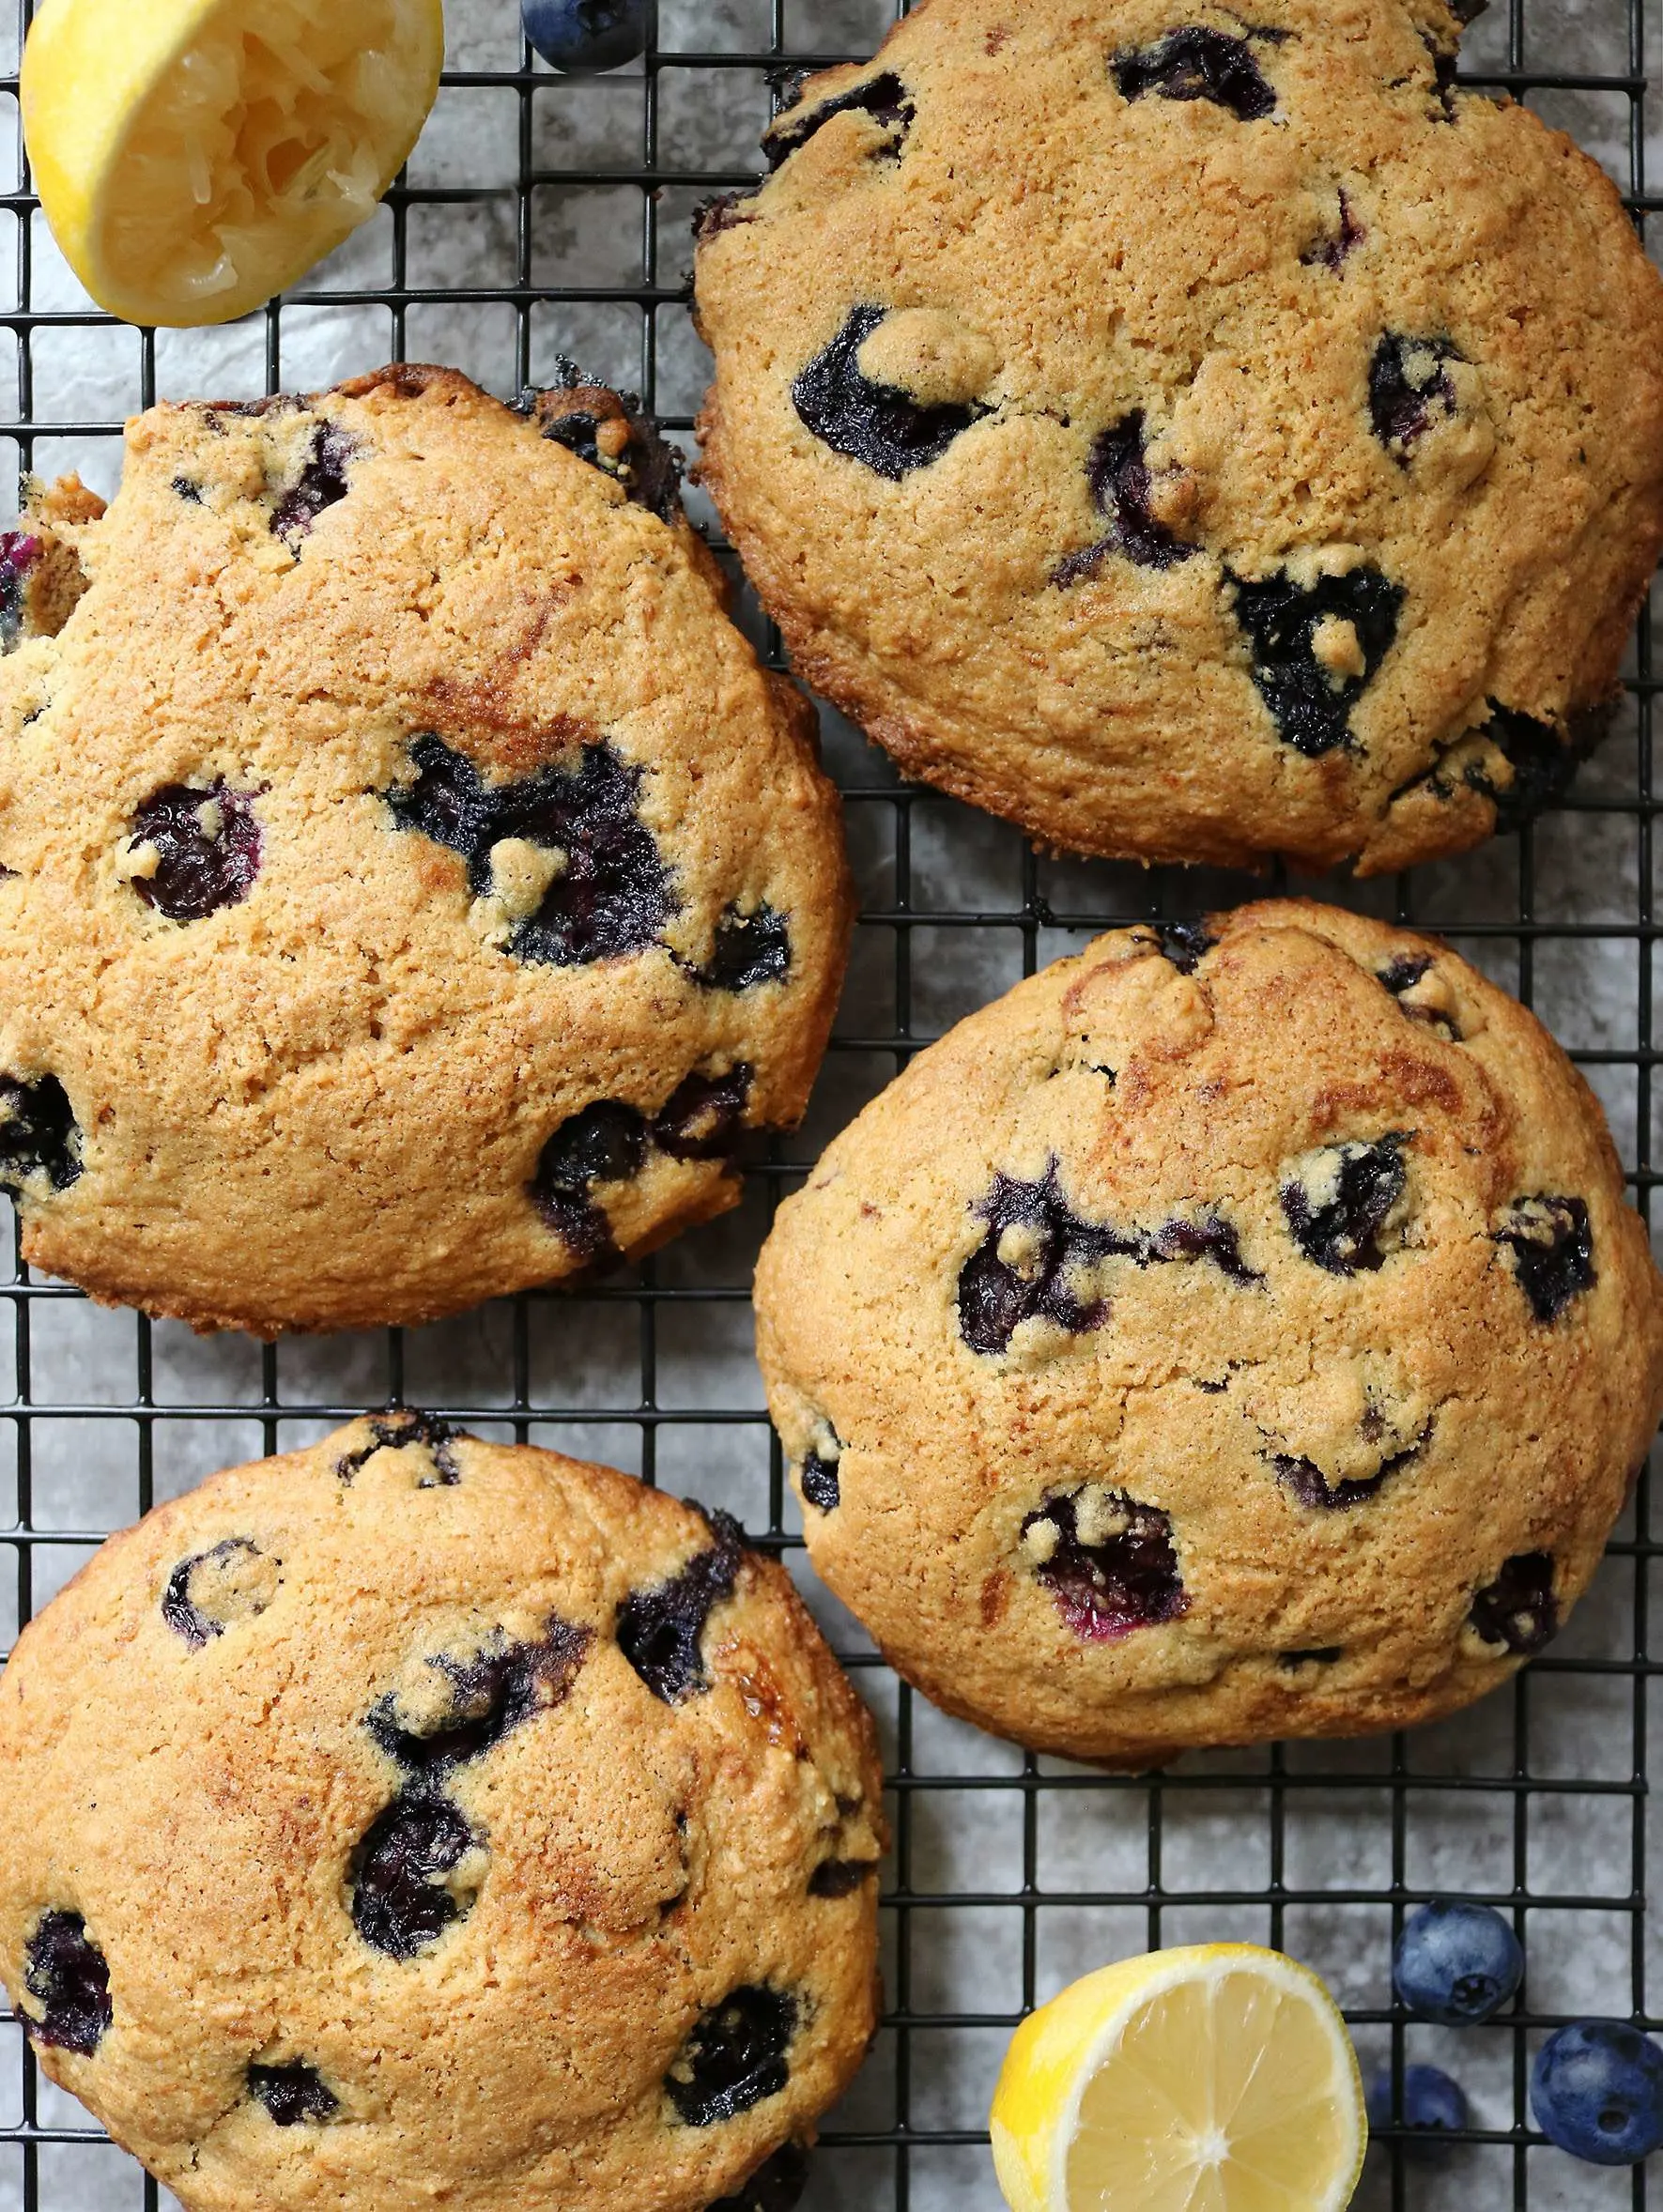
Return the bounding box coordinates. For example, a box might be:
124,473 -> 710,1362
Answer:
518,363 -> 683,523
1531,2020 -> 1663,2165
530,1100 -> 651,1260
0,1072 -> 82,1195
1463,704 -> 1581,831
129,781 -> 261,923
366,1617 -> 592,1776
765,69 -> 914,168
1369,333 -> 1462,460
958,1164 -> 1141,1355
348,1791 -> 479,1958
799,1446 -> 840,1513
617,1508 -> 745,1704
1494,1194 -> 1594,1323
654,1067 -> 752,1162
1112,26 -> 1279,119
793,305 -> 988,481
1302,188 -> 1364,272
1281,1134 -> 1409,1275
386,733 -> 676,968
522,0 -> 651,73
1394,1900 -> 1523,2024
162,1537 -> 269,1649
1147,1213 -> 1261,1285
1019,1490 -> 1188,1642
693,905 -> 791,992
0,530 -> 40,653
1150,918 -> 1215,973
1228,564 -> 1405,757
333,1410 -> 464,1487
269,423 -> 355,545
666,1985 -> 798,2127
709,2142 -> 811,2211
1366,2064 -> 1468,2161
23,1911 -> 111,2054
1269,1425 -> 1426,1512
249,2062 -> 337,2126
1054,412 -> 1198,583
808,1858 -> 874,1898
1469,1553 -> 1557,1655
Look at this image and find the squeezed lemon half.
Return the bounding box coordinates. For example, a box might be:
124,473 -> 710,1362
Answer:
22,0 -> 444,327
990,1944 -> 1367,2212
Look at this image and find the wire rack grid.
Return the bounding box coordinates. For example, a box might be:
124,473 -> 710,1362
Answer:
0,0 -> 1661,2206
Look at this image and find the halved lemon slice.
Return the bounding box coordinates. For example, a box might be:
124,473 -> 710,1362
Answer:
22,0 -> 444,328
990,1944 -> 1366,2212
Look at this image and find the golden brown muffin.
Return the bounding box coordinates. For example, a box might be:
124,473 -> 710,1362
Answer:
0,1419 -> 885,2212
756,899 -> 1663,1766
695,0 -> 1663,873
0,364 -> 852,1333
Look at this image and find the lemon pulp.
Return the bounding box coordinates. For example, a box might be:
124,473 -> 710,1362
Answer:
23,0 -> 443,326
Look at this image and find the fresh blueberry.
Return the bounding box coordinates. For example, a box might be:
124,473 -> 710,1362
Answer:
0,1072 -> 83,1196
1053,411 -> 1198,583
616,1508 -> 745,1703
23,1911 -> 112,2054
1111,25 -> 1279,118
129,780 -> 262,923
1531,2020 -> 1663,2164
1394,1901 -> 1523,2025
793,305 -> 988,481
1468,1552 -> 1557,1655
522,0 -> 652,73
1494,1194 -> 1594,1323
1366,2064 -> 1468,2161
1019,1488 -> 1188,1642
709,2142 -> 811,2211
765,69 -> 914,169
248,2062 -> 337,2126
665,1985 -> 798,2127
1227,563 -> 1405,757
348,1791 -> 479,1958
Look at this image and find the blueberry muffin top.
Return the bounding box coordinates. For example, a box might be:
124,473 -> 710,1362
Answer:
0,1420 -> 884,2212
0,364 -> 852,1334
755,899 -> 1663,1766
694,0 -> 1663,875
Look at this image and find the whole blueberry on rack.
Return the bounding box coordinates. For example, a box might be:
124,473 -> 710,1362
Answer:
1531,2020 -> 1663,2164
1366,2064 -> 1468,2162
1394,1900 -> 1523,2024
522,0 -> 653,71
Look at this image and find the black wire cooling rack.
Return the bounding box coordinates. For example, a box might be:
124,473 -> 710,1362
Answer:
1,0 -> 1661,2205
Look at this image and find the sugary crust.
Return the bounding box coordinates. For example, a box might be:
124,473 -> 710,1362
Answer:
0,366 -> 854,1333
696,0 -> 1663,873
755,898 -> 1663,1765
0,1423 -> 885,2211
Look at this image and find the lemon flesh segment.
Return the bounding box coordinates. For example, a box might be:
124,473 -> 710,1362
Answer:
23,0 -> 443,327
990,1946 -> 1365,2212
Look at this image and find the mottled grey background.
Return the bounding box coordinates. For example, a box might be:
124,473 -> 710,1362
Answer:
3,0 -> 1663,2205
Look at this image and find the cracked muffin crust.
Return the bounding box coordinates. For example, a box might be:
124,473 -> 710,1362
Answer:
694,0 -> 1663,874
755,899 -> 1663,1766
0,363 -> 852,1334
0,1419 -> 884,2212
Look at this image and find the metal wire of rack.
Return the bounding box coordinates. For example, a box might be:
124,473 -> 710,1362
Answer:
0,0 -> 1660,2205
